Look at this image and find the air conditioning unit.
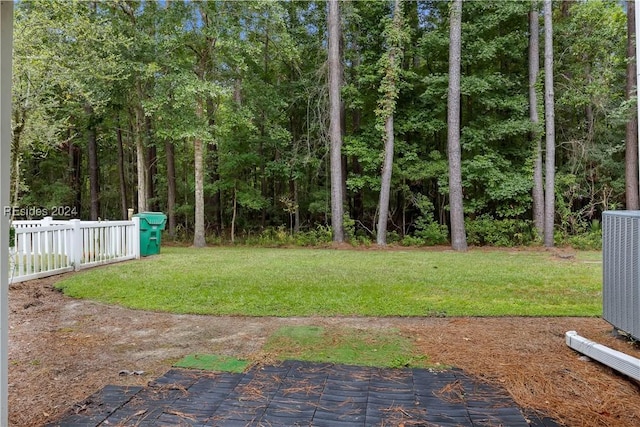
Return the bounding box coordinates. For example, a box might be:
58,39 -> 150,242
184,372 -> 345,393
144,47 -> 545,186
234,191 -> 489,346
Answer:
602,210 -> 640,340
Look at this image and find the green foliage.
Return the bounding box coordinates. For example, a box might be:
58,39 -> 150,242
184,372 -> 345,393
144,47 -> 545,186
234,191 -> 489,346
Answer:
241,225 -> 334,247
565,230 -> 603,251
11,0 -> 632,248
553,0 -> 627,227
465,216 -> 537,247
408,194 -> 449,245
557,219 -> 603,251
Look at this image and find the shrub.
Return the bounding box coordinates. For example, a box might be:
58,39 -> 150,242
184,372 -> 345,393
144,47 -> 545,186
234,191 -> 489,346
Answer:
414,222 -> 449,245
562,220 -> 602,250
409,194 -> 449,246
465,216 -> 537,247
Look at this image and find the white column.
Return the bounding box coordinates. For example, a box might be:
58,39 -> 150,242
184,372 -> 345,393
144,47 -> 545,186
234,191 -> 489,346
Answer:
0,2 -> 13,425
636,3 -> 640,192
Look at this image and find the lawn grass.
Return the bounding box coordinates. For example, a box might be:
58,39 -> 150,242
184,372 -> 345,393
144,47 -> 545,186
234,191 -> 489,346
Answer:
174,354 -> 249,373
263,325 -> 433,369
54,246 -> 603,317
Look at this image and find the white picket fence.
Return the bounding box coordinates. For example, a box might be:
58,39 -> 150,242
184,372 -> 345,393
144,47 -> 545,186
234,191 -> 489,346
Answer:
8,217 -> 141,284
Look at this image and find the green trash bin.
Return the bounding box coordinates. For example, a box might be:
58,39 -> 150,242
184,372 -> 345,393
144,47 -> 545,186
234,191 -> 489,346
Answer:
133,212 -> 167,256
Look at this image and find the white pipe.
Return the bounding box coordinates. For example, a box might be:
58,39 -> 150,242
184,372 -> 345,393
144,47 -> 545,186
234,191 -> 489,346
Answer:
0,2 -> 13,425
566,331 -> 640,382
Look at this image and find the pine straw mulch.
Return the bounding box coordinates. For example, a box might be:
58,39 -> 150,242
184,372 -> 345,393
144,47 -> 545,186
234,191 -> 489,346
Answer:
403,317 -> 640,427
7,275 -> 640,427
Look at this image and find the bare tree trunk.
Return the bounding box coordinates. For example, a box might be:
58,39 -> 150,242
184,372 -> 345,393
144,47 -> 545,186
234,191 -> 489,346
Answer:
165,140 -> 176,238
447,0 -> 467,252
205,97 -> 222,235
116,126 -> 128,220
10,111 -> 24,211
68,129 -> 82,218
85,104 -> 100,221
530,4 -> 544,237
231,187 -> 237,244
626,0 -> 639,210
146,142 -> 157,211
11,149 -> 19,214
134,103 -> 148,214
193,100 -> 206,248
328,0 -> 344,243
377,114 -> 395,246
543,0 -> 556,247
376,0 -> 403,246
293,179 -> 300,233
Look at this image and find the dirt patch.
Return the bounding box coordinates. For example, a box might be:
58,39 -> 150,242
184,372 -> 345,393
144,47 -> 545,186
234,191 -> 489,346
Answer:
8,274 -> 640,427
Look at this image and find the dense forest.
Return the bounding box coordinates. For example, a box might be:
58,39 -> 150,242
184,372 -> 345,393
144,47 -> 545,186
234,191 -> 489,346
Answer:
10,0 -> 634,248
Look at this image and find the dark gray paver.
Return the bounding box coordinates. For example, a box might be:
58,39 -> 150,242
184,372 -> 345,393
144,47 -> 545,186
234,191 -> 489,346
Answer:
47,360 -> 558,427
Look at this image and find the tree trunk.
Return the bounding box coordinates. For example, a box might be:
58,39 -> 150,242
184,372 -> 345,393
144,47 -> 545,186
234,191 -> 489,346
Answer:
146,142 -> 157,211
193,99 -> 206,248
530,5 -> 544,237
116,125 -> 128,220
328,0 -> 345,243
543,0 -> 556,247
10,110 -> 25,212
626,0 -> 639,210
85,104 -> 100,221
165,139 -> 176,238
377,114 -> 395,246
134,102 -> 148,214
231,187 -> 237,244
11,148 -> 19,215
447,0 -> 467,252
293,179 -> 300,233
68,130 -> 82,219
376,0 -> 403,246
205,97 -> 222,235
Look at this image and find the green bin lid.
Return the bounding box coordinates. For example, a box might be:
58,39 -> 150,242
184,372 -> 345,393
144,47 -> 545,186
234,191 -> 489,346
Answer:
133,211 -> 167,225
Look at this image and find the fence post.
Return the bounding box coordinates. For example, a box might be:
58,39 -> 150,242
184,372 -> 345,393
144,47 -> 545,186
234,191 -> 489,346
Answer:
70,219 -> 82,270
132,216 -> 140,259
42,217 -> 52,264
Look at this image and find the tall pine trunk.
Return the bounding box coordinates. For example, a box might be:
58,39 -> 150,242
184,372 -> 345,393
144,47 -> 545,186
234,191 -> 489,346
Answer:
626,0 -> 639,210
165,140 -> 176,238
116,125 -> 128,220
68,129 -> 82,218
377,113 -> 395,246
134,101 -> 148,214
530,4 -> 544,237
447,0 -> 467,252
193,99 -> 206,248
146,128 -> 157,211
206,97 -> 222,235
376,0 -> 403,246
543,0 -> 556,247
328,0 -> 344,243
85,104 -> 100,221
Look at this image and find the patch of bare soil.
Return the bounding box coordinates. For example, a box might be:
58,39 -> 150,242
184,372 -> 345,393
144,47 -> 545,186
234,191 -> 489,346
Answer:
8,274 -> 640,427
